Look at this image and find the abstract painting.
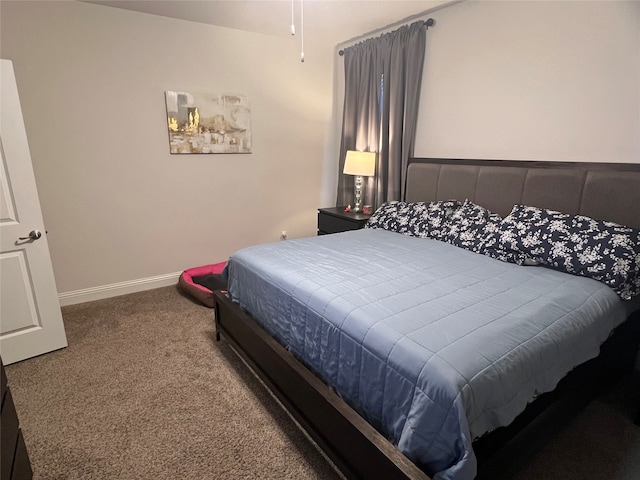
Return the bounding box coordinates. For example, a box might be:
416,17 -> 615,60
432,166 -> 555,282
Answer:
165,91 -> 252,154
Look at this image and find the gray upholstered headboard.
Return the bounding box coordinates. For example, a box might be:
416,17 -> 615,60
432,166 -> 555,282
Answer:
405,158 -> 640,229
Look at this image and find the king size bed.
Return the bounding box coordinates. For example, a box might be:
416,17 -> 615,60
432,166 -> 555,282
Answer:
214,158 -> 640,480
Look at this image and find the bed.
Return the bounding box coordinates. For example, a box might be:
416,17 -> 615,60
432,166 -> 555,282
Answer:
214,158 -> 640,480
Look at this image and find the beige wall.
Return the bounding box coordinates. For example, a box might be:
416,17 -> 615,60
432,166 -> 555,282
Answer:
414,0 -> 639,162
1,1 -> 335,298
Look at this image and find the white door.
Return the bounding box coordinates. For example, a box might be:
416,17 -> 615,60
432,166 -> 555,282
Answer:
0,59 -> 67,364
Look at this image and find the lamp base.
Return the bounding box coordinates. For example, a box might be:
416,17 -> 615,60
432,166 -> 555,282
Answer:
353,175 -> 364,213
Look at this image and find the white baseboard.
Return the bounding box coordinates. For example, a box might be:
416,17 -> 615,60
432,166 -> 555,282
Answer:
58,271 -> 182,306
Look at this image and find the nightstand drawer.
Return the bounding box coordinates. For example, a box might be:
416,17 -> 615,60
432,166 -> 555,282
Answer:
317,207 -> 371,235
318,214 -> 363,234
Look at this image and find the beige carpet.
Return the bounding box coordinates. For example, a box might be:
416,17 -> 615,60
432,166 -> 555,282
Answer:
5,286 -> 640,480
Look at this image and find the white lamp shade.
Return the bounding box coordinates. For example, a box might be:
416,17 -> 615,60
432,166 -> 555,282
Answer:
343,150 -> 376,177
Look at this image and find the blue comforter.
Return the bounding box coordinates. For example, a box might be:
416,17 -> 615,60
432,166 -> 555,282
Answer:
224,229 -> 635,479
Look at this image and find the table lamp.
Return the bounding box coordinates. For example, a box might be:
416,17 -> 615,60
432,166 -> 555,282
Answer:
343,150 -> 376,213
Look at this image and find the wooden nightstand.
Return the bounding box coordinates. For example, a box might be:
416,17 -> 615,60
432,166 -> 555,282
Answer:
317,207 -> 372,235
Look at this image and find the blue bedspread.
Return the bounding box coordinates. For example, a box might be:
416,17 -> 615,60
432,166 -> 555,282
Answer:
224,229 -> 635,480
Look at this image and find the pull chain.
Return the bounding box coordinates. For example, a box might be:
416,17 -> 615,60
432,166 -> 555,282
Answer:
300,0 -> 305,62
290,0 -> 305,63
290,0 -> 295,35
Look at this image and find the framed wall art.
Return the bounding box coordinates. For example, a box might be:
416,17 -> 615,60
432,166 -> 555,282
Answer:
165,91 -> 252,154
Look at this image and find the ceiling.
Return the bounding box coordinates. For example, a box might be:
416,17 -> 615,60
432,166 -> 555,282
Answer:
81,0 -> 455,47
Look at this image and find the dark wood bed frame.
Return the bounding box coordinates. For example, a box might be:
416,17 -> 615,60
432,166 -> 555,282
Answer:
215,158 -> 640,480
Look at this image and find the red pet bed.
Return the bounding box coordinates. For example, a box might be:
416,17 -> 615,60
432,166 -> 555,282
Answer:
177,261 -> 227,308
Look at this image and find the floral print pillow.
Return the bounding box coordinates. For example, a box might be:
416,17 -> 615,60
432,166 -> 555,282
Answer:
365,200 -> 461,240
364,201 -> 408,233
403,200 -> 462,240
443,200 -> 526,264
499,205 -> 640,300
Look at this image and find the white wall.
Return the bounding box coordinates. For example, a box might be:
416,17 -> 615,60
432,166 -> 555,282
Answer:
1,1 -> 334,300
414,0 -> 639,162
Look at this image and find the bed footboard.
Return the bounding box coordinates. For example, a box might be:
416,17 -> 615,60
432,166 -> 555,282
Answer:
214,290 -> 430,480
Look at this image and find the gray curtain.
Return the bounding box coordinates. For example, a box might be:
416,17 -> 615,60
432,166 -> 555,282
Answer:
336,21 -> 426,208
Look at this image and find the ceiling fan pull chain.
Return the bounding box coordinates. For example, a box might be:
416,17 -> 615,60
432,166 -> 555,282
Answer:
300,0 -> 305,62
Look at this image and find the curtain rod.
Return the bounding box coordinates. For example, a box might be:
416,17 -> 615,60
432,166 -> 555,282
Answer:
338,17 -> 435,56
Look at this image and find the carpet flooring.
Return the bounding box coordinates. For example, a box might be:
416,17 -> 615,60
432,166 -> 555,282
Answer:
5,286 -> 640,480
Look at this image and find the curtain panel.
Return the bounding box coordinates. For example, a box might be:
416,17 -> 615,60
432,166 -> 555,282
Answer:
336,21 -> 426,208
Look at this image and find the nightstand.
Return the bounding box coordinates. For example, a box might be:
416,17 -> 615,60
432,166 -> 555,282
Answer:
317,207 -> 372,235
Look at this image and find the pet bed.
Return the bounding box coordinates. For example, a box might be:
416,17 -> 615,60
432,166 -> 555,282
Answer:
178,262 -> 227,307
